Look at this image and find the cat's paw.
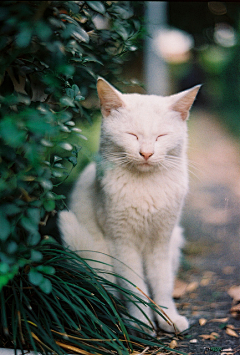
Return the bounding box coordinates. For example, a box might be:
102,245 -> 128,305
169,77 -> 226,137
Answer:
158,314 -> 189,333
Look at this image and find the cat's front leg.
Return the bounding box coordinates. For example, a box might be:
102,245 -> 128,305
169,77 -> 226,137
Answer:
144,241 -> 188,333
107,239 -> 155,334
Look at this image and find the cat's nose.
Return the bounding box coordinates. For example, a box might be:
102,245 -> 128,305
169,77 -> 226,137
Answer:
139,151 -> 153,160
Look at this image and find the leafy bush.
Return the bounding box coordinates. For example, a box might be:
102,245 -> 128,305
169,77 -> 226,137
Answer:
0,0 -> 143,293
0,1 -> 176,354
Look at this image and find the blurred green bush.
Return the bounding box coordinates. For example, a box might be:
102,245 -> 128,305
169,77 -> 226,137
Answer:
1,2 -> 165,353
0,0 -> 143,295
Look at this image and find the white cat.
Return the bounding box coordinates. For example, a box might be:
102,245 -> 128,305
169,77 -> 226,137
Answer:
59,78 -> 200,334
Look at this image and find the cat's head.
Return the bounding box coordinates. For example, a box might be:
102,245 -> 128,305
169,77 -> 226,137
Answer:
97,78 -> 200,173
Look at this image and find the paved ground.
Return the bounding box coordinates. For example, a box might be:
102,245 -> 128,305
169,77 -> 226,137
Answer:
165,110 -> 240,354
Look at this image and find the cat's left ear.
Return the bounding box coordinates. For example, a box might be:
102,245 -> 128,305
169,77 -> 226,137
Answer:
170,85 -> 201,121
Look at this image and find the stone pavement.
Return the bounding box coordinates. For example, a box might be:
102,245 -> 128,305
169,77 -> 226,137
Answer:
170,110 -> 240,354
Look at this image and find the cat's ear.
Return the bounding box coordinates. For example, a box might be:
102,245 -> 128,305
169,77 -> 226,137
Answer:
170,85 -> 201,121
97,77 -> 125,117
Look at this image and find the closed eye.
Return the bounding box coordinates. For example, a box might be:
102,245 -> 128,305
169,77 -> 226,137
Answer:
127,133 -> 138,140
156,134 -> 167,141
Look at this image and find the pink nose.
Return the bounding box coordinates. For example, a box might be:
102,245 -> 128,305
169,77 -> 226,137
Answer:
140,151 -> 153,160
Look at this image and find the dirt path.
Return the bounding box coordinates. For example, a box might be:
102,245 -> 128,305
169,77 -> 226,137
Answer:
166,111 -> 240,354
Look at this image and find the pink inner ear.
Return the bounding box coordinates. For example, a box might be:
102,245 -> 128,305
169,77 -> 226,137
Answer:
97,79 -> 124,117
179,111 -> 188,121
171,86 -> 200,120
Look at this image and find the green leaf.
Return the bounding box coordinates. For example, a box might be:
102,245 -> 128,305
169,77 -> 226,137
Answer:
87,1 -> 105,14
72,84 -> 80,97
67,156 -> 78,167
65,121 -> 75,126
66,88 -> 74,99
39,277 -> 52,294
39,178 -> 53,190
26,118 -> 53,135
115,25 -> 130,41
82,56 -> 103,66
72,26 -> 89,43
53,194 -> 66,200
31,250 -> 43,262
40,139 -> 54,147
0,117 -> 26,148
52,171 -> 63,178
0,214 -> 11,241
4,203 -> 21,216
21,216 -> 38,234
27,232 -> 41,246
60,96 -> 75,107
75,95 -> 85,101
36,265 -> 55,275
60,124 -> 71,133
54,163 -> 64,169
53,156 -> 62,163
59,142 -> 73,151
0,266 -> 18,291
16,26 -> 33,47
27,208 -> 40,225
0,263 -> 9,274
6,241 -> 18,254
35,21 -> 52,41
58,65 -> 75,77
28,269 -> 44,286
43,199 -> 55,212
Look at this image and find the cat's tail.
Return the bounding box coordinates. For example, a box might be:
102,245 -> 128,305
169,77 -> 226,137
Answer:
58,210 -> 100,254
58,210 -> 115,283
58,210 -> 83,250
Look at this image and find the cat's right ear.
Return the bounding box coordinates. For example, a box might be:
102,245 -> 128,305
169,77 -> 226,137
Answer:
97,78 -> 125,117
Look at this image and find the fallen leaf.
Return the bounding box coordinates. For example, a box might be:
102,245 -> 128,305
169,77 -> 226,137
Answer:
228,285 -> 240,303
173,279 -> 188,298
199,318 -> 207,326
211,332 -> 220,338
210,317 -> 229,323
223,266 -> 235,275
225,328 -> 239,338
186,281 -> 198,292
199,332 -> 219,340
226,324 -> 235,330
230,303 -> 240,316
199,334 -> 212,340
200,278 -> 210,286
221,349 -> 233,355
169,339 -> 178,349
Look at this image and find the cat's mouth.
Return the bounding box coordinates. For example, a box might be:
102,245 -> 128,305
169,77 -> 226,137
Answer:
137,160 -> 155,171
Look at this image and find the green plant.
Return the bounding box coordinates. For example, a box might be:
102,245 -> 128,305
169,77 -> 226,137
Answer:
1,240 -> 182,354
0,1 -> 184,354
0,0 -> 143,295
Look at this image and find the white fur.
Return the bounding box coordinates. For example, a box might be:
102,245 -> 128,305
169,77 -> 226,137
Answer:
59,79 -> 200,333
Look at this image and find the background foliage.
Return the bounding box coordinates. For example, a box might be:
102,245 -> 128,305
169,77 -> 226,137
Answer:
0,0 -> 143,293
168,2 -> 240,136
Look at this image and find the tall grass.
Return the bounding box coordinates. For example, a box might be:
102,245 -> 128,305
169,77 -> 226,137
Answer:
0,241 -> 186,354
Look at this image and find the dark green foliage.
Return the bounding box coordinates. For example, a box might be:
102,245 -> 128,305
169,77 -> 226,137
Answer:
0,0 -> 143,290
0,241 -> 178,354
0,2 -> 174,353
168,2 -> 240,138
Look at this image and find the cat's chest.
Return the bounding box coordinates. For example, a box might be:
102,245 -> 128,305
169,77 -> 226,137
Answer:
100,167 -> 187,214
